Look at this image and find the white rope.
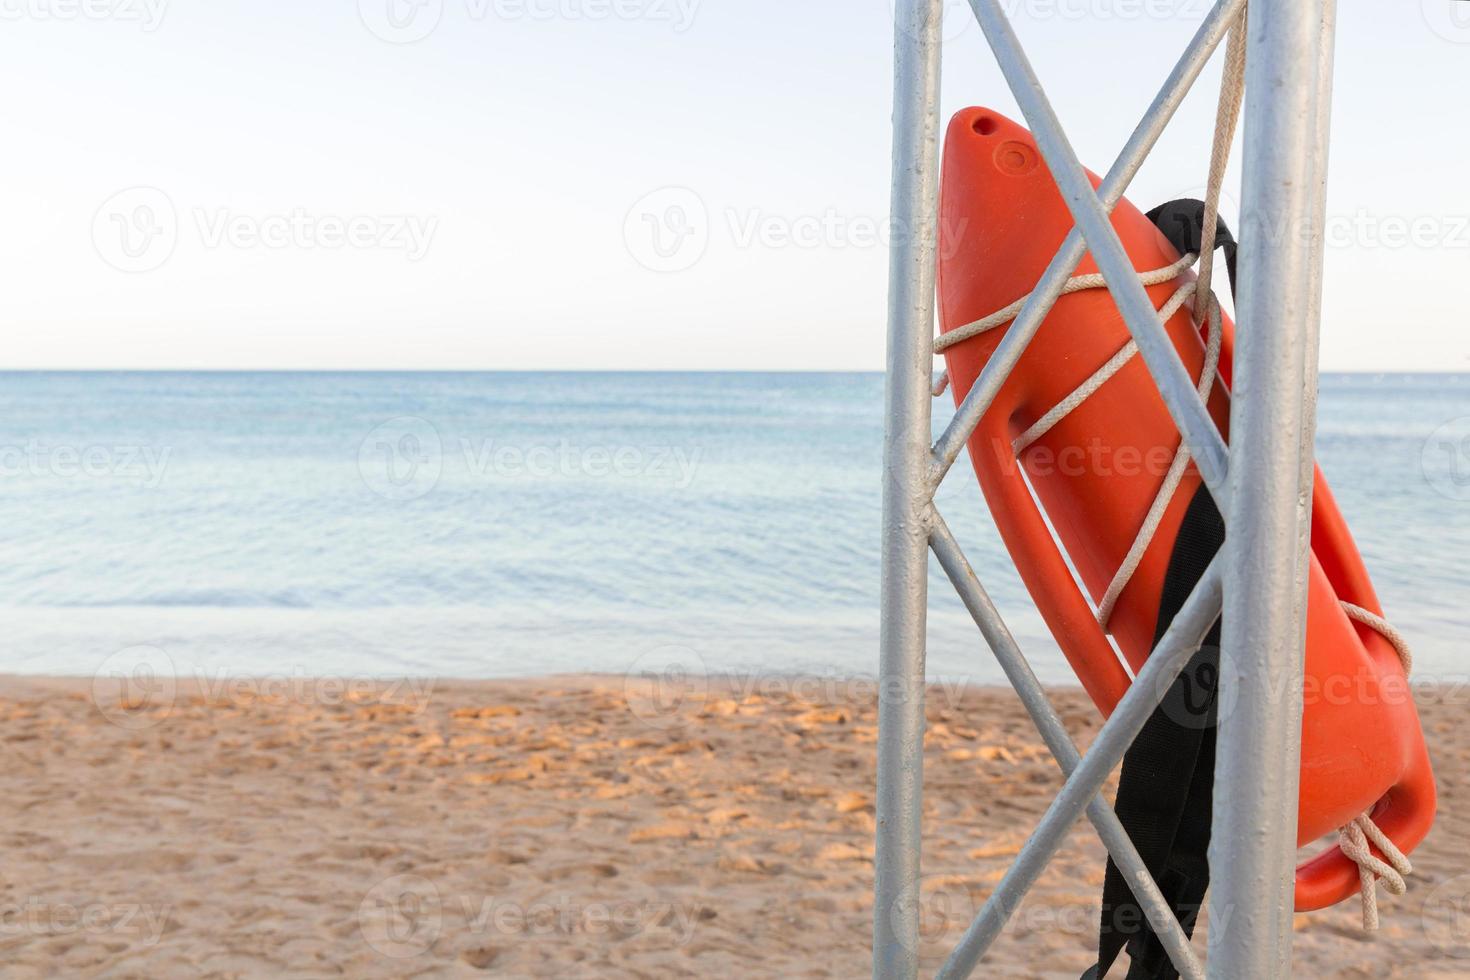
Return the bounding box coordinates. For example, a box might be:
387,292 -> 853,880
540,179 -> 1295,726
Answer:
929,0 -> 1249,625
930,240 -> 1221,640
935,243 -> 1421,929
1338,813 -> 1414,931
1194,0 -> 1248,320
1075,2 -> 1247,632
1101,290 -> 1222,628
930,253 -> 1197,397
1336,599 -> 1417,930
993,272 -> 1222,630
1011,274 -> 1199,454
929,0 -> 1421,931
1342,601 -> 1414,675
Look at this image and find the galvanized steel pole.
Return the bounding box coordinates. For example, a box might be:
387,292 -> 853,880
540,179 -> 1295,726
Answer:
1209,1 -> 1335,975
873,0 -> 943,976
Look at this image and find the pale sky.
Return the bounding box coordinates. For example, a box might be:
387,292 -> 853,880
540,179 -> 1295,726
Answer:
2,0 -> 1466,371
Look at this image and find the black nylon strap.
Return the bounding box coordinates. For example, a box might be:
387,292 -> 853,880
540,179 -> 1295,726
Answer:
1086,199 -> 1234,980
1144,198 -> 1238,298
1092,486 -> 1223,979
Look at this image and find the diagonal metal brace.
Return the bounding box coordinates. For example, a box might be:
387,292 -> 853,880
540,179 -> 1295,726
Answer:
929,510 -> 1205,980
930,0 -> 1245,491
935,559 -> 1224,980
963,0 -> 1233,508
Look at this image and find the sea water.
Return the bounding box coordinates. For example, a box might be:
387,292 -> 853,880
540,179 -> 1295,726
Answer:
1,371 -> 1465,684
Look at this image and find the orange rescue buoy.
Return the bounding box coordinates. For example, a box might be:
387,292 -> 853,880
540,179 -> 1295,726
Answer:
936,106 -> 1436,912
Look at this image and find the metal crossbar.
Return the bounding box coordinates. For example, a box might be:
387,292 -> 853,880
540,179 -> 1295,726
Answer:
966,0 -> 1231,502
935,553 -> 1224,980
928,512 -> 1206,980
874,0 -> 1336,977
929,0 -> 1245,486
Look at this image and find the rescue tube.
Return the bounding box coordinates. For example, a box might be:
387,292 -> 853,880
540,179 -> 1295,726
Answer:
936,106 -> 1436,912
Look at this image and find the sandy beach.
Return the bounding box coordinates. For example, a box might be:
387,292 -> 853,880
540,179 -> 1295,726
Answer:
0,673 -> 1463,978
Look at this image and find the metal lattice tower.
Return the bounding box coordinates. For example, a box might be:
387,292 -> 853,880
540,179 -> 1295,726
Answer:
874,1 -> 1337,977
